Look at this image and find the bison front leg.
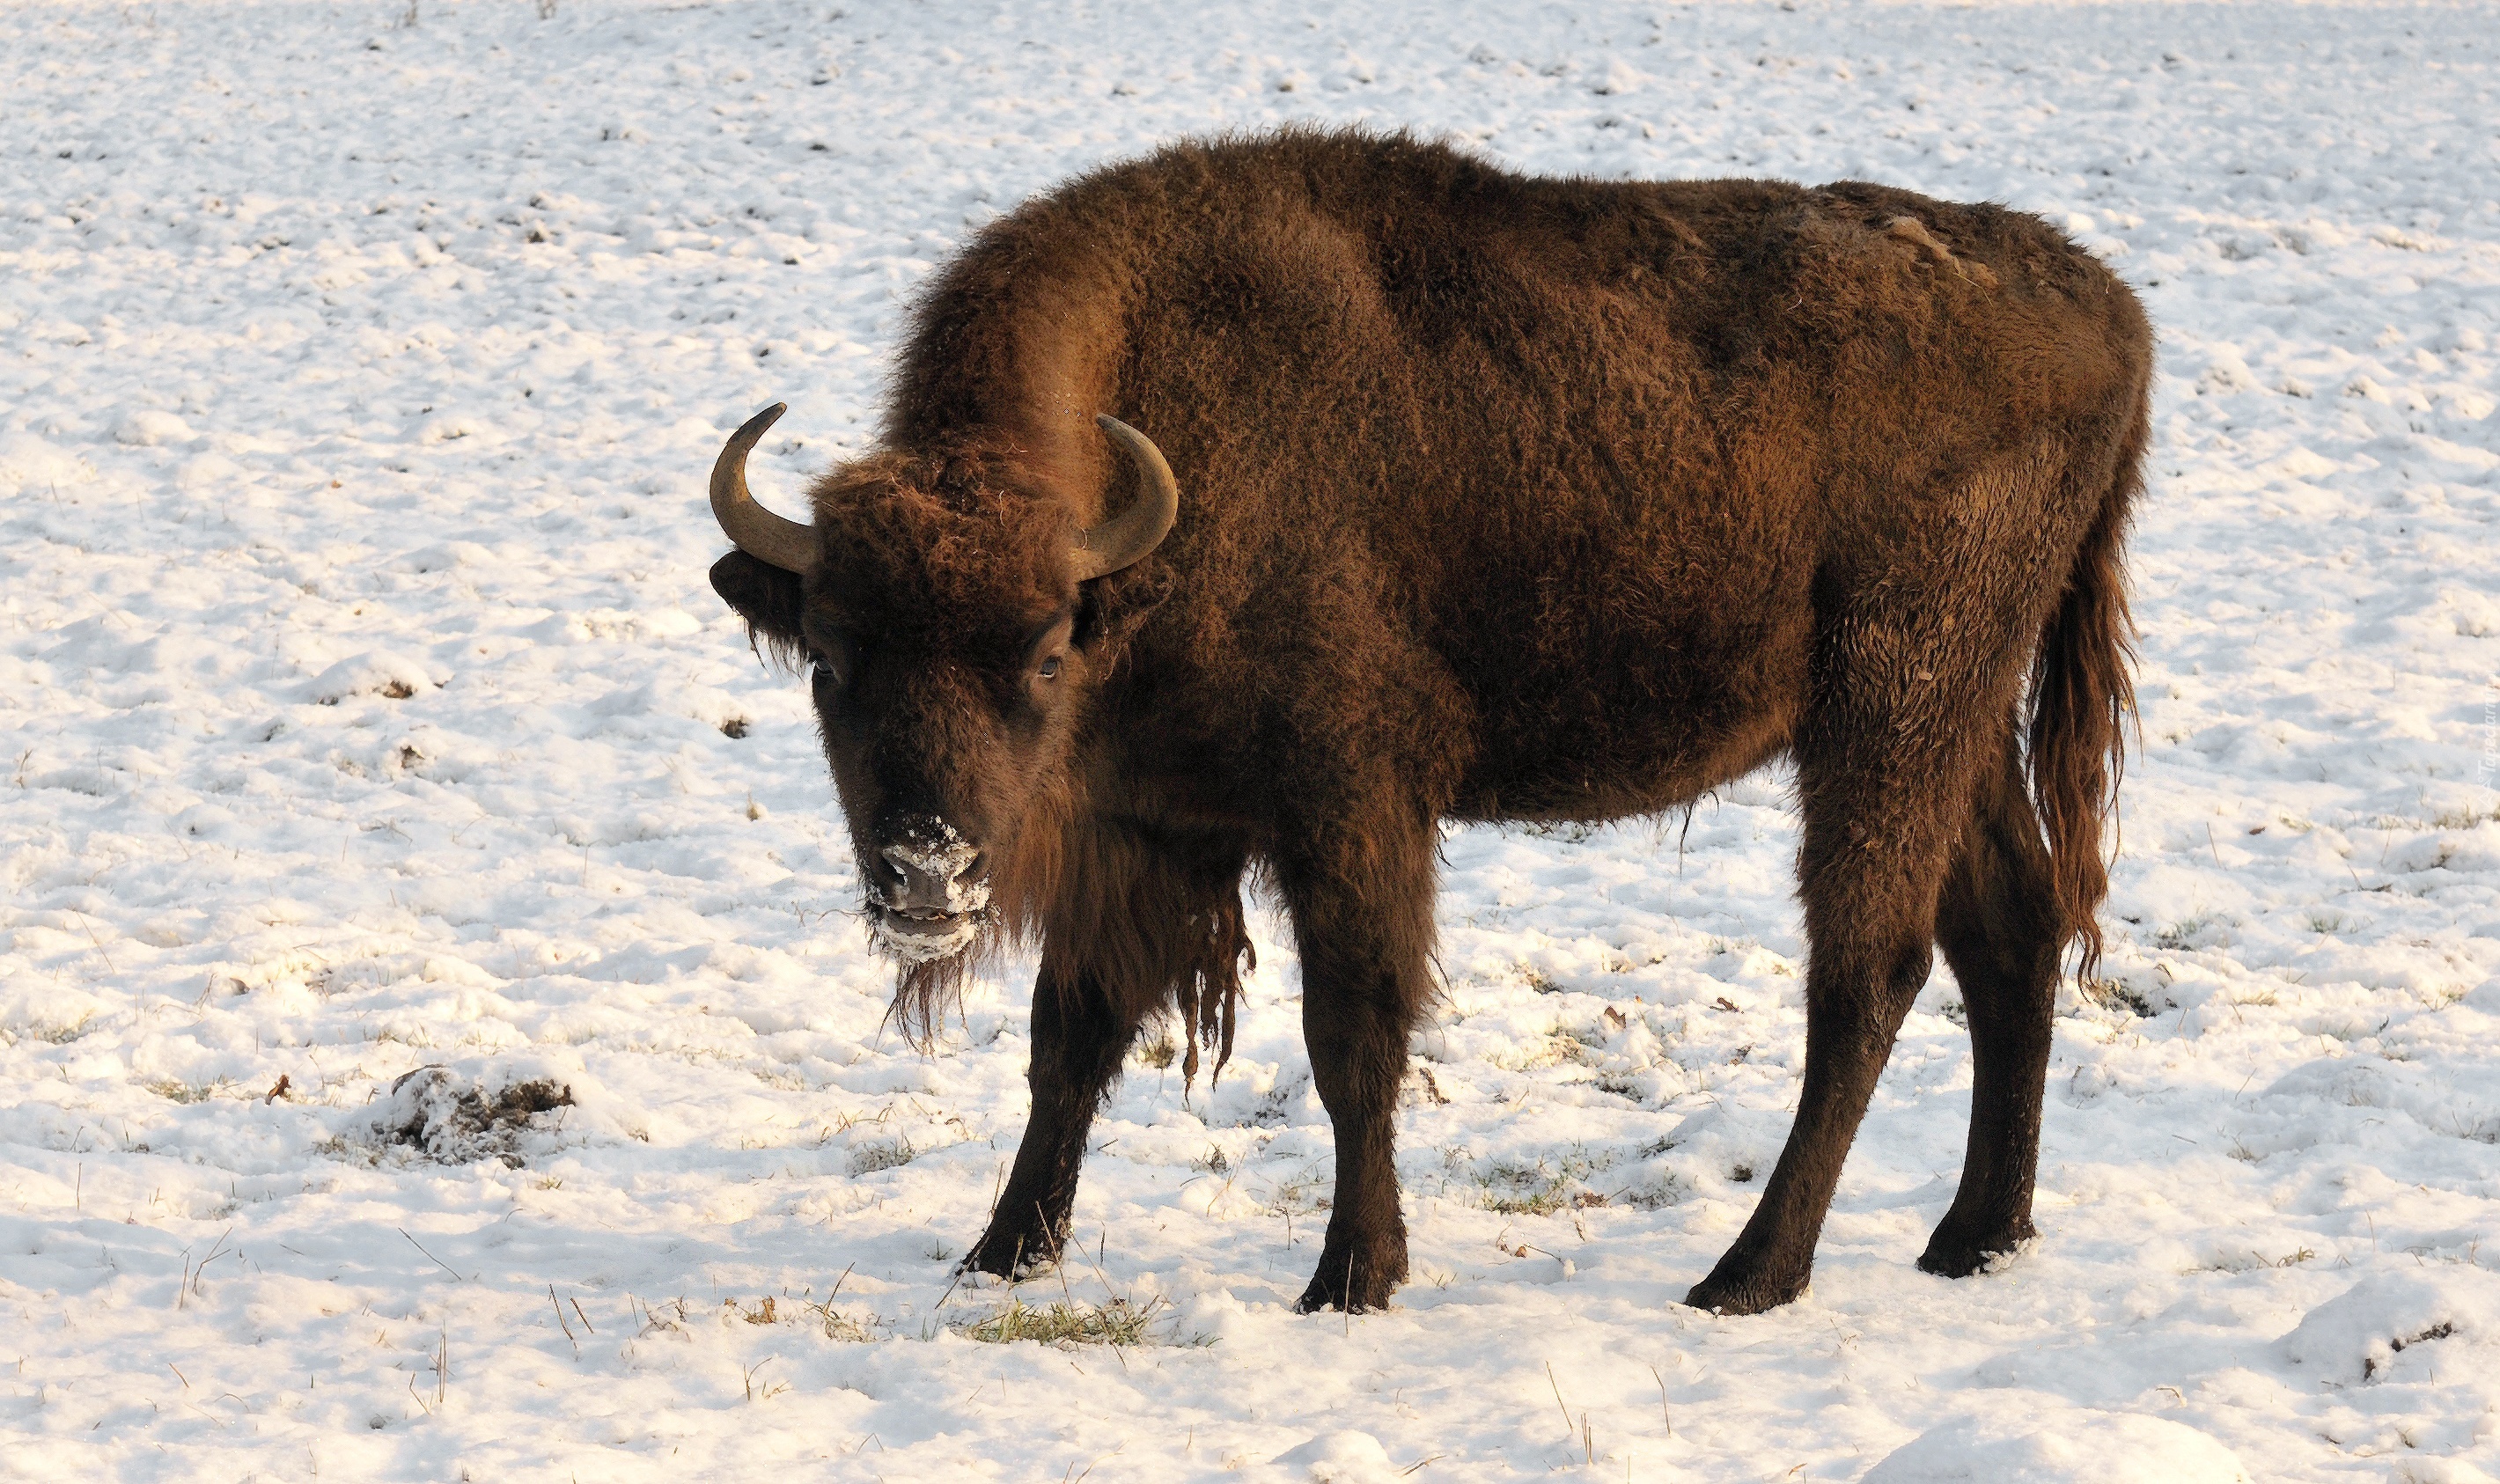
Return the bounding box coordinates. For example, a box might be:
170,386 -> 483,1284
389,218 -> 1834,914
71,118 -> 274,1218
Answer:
1279,824 -> 1436,1314
961,950 -> 1143,1279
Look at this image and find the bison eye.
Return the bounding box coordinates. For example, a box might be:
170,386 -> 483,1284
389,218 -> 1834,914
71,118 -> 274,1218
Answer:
1037,656 -> 1061,680
801,618 -> 851,684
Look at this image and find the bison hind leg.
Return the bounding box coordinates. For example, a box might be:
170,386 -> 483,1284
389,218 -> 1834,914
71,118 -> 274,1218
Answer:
1920,732 -> 2063,1278
1687,600 -> 2017,1313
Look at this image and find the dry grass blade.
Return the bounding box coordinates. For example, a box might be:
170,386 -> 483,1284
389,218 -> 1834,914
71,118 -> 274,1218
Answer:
399,1227 -> 467,1282
743,1355 -> 788,1401
803,1263 -> 879,1341
175,1227 -> 236,1311
549,1284 -> 577,1355
74,910 -> 116,974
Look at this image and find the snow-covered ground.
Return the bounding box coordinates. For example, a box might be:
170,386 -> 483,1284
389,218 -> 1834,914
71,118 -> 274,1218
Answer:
3,0 -> 2496,1478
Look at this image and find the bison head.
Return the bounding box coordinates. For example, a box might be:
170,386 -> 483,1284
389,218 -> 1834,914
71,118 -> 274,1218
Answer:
704,404 -> 1176,1019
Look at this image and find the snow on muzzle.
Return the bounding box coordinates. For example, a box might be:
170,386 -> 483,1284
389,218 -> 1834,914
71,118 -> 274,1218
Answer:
864,814 -> 991,964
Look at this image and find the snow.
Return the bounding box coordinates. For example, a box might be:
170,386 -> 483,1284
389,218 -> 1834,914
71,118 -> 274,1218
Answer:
1860,1400 -> 2254,1484
2281,1268 -> 2500,1387
2,0 -> 2496,1479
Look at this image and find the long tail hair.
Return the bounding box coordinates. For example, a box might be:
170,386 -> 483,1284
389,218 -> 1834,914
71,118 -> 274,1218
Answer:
2026,400 -> 2149,983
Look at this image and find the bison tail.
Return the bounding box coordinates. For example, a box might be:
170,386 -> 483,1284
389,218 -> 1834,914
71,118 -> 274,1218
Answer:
2025,412 -> 2146,987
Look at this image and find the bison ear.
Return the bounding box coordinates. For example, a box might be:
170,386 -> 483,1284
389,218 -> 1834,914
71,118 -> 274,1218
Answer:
1073,560 -> 1173,658
710,550 -> 808,672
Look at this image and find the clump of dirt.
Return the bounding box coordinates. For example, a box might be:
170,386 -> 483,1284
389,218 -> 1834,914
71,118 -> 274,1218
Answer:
373,1067 -> 575,1167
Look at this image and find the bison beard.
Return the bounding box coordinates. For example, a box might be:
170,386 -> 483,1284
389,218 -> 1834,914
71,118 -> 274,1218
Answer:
704,128 -> 2152,1317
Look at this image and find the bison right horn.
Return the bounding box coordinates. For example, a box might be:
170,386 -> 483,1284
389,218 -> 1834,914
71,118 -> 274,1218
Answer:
1075,415 -> 1179,580
710,401 -> 817,573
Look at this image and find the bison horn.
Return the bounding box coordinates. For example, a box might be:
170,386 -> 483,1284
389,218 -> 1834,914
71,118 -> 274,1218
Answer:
710,401 -> 816,573
1075,415 -> 1179,580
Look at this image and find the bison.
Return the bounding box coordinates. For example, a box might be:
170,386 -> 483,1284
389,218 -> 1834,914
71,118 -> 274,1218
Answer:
705,129 -> 2149,1315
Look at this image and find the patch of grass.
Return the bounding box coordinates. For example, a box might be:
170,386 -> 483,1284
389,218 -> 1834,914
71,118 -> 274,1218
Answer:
312,1134 -> 379,1166
955,1294 -> 1174,1348
1134,1033 -> 1177,1070
1614,1173 -> 1688,1210
1244,1078 -> 1302,1128
2432,1112 -> 2500,1145
2202,1245 -> 2318,1275
1482,1184 -> 1570,1216
2081,977 -> 2157,1017
1262,1167 -> 1330,1217
1474,1148 -> 1613,1215
2154,910 -> 2224,951
847,1136 -> 915,1175
793,1272 -> 881,1341
32,1014 -> 94,1046
144,1077 -> 229,1105
1546,1024 -> 1602,1063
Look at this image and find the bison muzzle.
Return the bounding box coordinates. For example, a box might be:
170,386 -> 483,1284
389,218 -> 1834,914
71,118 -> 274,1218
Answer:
705,129 -> 2151,1317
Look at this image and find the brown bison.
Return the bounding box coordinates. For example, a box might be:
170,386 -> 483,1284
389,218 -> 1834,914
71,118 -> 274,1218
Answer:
706,129 -> 2150,1315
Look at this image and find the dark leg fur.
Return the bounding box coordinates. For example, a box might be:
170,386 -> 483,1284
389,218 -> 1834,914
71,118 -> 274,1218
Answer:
1686,610 -> 1984,1314
961,947 -> 1145,1278
964,826 -> 1254,1279
1279,821 -> 1436,1314
1921,736 -> 2062,1277
1684,906 -> 1935,1314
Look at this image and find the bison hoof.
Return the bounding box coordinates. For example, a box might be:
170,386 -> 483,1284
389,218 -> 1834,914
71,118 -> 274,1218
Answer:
960,1225 -> 1062,1281
1681,1266 -> 1810,1316
1916,1218 -> 2036,1279
1292,1244 -> 1406,1314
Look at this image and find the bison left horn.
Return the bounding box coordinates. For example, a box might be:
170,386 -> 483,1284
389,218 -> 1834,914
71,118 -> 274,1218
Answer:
710,401 -> 816,573
1075,415 -> 1179,580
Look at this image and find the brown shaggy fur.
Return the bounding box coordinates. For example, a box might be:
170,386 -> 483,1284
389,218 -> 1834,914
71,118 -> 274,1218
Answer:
709,128 -> 2151,1316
